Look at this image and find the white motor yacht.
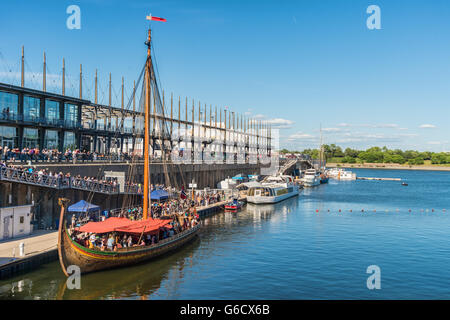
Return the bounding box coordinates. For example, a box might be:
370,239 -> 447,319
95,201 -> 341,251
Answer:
302,169 -> 321,187
246,175 -> 300,204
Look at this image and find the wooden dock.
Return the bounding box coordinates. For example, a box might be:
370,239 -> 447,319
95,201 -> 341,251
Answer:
197,196 -> 247,218
357,177 -> 401,181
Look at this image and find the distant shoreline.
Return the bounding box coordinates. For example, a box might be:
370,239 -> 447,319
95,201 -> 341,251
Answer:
326,163 -> 450,172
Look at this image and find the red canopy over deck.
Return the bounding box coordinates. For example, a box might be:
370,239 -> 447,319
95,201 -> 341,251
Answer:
77,217 -> 172,235
116,219 -> 172,235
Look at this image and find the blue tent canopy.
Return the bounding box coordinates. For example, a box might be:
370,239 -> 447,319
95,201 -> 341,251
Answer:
68,200 -> 101,213
151,189 -> 169,201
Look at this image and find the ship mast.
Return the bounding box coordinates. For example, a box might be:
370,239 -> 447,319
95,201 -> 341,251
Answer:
143,27 -> 152,219
319,125 -> 323,171
143,14 -> 166,219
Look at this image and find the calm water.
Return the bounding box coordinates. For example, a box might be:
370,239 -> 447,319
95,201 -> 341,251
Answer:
1,168 -> 450,299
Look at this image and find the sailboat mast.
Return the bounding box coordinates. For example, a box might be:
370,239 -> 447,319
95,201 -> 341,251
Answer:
143,28 -> 152,220
319,125 -> 323,170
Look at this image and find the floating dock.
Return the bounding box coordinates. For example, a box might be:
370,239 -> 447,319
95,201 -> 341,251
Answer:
197,196 -> 247,218
357,177 -> 401,181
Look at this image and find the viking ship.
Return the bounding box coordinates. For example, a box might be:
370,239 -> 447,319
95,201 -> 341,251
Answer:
57,200 -> 200,275
57,17 -> 201,276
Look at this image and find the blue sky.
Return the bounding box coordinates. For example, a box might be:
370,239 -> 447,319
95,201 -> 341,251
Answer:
1,0 -> 449,151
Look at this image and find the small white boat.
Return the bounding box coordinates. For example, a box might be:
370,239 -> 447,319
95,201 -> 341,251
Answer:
246,175 -> 300,204
338,170 -> 356,180
301,169 -> 321,187
326,168 -> 341,178
326,168 -> 356,180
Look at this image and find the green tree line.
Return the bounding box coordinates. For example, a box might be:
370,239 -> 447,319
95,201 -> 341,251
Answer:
280,145 -> 450,165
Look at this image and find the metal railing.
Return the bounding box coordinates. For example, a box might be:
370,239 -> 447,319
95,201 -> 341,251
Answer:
278,159 -> 297,175
70,177 -> 119,194
0,166 -> 70,188
0,166 -> 137,194
123,185 -> 143,194
0,153 -> 142,164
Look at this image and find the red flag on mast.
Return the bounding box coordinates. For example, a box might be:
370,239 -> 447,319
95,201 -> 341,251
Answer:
146,14 -> 167,22
180,186 -> 187,199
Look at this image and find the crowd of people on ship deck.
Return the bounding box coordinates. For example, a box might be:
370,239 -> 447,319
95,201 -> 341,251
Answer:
67,186 -> 227,235
108,188 -> 226,219
70,212 -> 200,252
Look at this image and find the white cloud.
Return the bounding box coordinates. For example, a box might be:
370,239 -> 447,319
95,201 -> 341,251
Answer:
266,118 -> 294,126
336,123 -> 399,129
419,124 -> 436,129
398,133 -> 419,137
427,141 -> 441,145
249,116 -> 294,129
332,133 -> 401,144
287,132 -> 315,141
373,124 -> 399,128
322,127 -> 341,132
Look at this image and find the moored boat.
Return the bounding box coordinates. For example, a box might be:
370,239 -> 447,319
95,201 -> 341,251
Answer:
302,169 -> 321,187
320,173 -> 329,184
57,19 -> 202,276
326,168 -> 357,180
337,170 -> 356,180
57,198 -> 200,275
246,175 -> 300,204
224,199 -> 244,211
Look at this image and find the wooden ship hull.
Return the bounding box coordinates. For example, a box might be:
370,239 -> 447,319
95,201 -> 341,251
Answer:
57,199 -> 200,276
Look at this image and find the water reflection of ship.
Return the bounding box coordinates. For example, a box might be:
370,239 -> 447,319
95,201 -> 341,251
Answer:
0,238 -> 200,300
60,238 -> 199,300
